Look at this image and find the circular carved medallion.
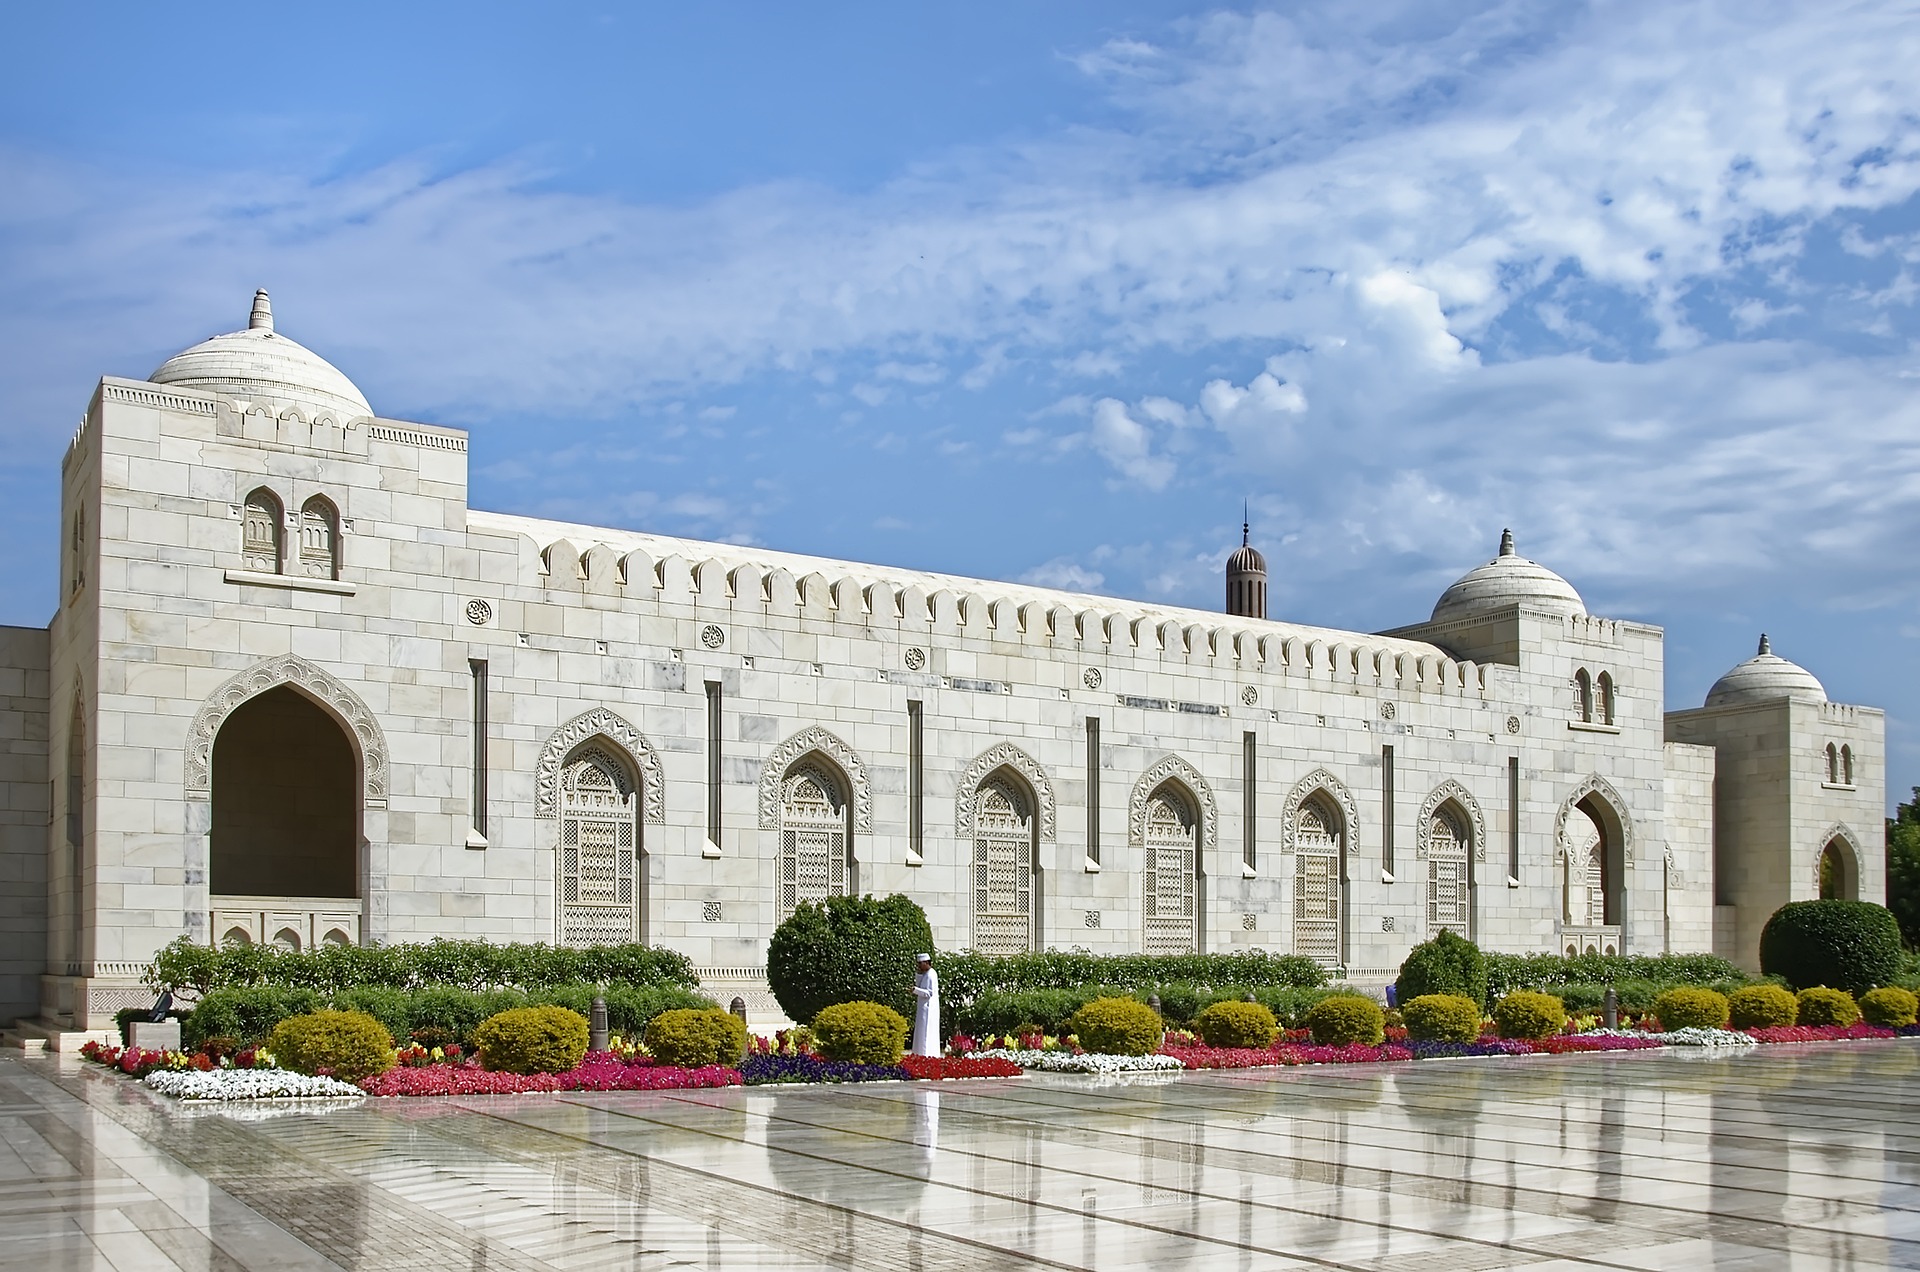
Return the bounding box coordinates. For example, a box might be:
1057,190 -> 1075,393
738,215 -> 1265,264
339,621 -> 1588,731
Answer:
700,624 -> 726,649
1380,701 -> 1396,720
1241,686 -> 1258,706
464,599 -> 492,626
904,646 -> 927,671
1505,715 -> 1521,734
1082,667 -> 1102,689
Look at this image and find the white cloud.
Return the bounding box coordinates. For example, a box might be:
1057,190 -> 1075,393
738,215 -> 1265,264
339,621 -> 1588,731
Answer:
1019,557 -> 1106,592
1086,397 -> 1176,489
697,404 -> 737,421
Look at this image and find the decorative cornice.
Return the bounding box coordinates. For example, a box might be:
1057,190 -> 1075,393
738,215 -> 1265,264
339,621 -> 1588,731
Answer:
103,381 -> 217,415
185,655 -> 388,807
534,708 -> 665,822
758,726 -> 873,832
1128,754 -> 1218,852
1416,780 -> 1487,863
954,742 -> 1057,842
1279,769 -> 1360,858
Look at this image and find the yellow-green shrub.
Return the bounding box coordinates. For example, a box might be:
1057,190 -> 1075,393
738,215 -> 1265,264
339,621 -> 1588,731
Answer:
1303,994 -> 1385,1046
1491,991 -> 1566,1040
266,1009 -> 394,1081
1795,987 -> 1859,1027
1726,984 -> 1797,1029
811,1000 -> 910,1064
645,1007 -> 748,1067
1192,1000 -> 1277,1049
1066,996 -> 1165,1056
1860,986 -> 1917,1028
474,1005 -> 590,1074
1401,993 -> 1483,1043
1652,987 -> 1729,1031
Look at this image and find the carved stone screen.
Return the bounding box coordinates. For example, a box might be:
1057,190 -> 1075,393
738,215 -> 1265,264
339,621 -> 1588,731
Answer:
1426,807 -> 1470,933
1142,788 -> 1197,954
1292,802 -> 1341,965
971,776 -> 1034,954
779,765 -> 848,919
559,747 -> 638,945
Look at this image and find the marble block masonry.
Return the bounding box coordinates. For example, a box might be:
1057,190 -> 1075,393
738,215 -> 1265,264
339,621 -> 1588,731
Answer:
0,291 -> 1887,1036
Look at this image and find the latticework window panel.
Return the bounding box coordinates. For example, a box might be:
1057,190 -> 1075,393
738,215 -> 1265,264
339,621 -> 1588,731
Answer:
1143,792 -> 1196,955
1426,810 -> 1469,934
779,766 -> 850,920
558,748 -> 638,947
972,778 -> 1034,954
1293,849 -> 1339,966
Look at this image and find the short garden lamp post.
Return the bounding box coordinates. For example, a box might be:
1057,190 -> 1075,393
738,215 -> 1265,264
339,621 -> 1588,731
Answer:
1146,993 -> 1162,1017
730,996 -> 748,1027
1602,986 -> 1618,1030
589,993 -> 609,1053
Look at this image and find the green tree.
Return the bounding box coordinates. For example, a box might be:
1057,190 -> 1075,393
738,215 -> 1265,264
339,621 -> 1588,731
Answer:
1887,787 -> 1920,948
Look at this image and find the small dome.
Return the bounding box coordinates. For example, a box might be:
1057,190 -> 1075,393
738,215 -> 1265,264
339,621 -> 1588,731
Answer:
1431,529 -> 1584,623
1705,634 -> 1827,707
1228,543 -> 1266,574
150,290 -> 370,420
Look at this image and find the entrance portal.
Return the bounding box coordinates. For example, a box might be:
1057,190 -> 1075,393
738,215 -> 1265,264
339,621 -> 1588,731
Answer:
211,685 -> 358,898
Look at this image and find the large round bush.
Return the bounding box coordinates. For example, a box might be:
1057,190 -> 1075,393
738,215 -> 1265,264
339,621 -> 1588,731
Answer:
473,1005 -> 590,1074
811,1000 -> 910,1064
1652,987 -> 1729,1031
1303,995 -> 1385,1046
266,1009 -> 394,1081
1395,930 -> 1488,1009
1491,991 -> 1566,1040
1758,900 -> 1901,995
1066,997 -> 1164,1055
1726,984 -> 1798,1029
1795,986 -> 1860,1027
767,894 -> 933,1024
646,1008 -> 748,1067
1861,986 -> 1919,1028
1401,993 -> 1483,1043
1192,1000 -> 1277,1049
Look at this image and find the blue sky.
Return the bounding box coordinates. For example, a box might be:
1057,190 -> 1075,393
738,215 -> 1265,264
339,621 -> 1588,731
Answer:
3,2 -> 1919,807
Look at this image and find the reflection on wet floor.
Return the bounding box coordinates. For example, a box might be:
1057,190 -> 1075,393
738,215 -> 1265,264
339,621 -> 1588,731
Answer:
2,1041 -> 1918,1269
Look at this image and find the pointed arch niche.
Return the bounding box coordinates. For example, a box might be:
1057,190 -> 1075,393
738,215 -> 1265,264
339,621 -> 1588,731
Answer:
760,727 -> 872,920
1554,776 -> 1633,955
956,743 -> 1056,955
1417,781 -> 1486,941
1281,770 -> 1359,968
1815,824 -> 1862,901
1129,755 -> 1217,955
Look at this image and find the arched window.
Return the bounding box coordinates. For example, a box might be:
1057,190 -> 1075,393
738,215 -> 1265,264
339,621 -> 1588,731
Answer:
1826,743 -> 1840,784
558,745 -> 639,945
1842,745 -> 1854,786
1596,672 -> 1615,725
1573,669 -> 1593,722
68,506 -> 85,596
1291,795 -> 1344,967
298,496 -> 340,580
779,761 -> 851,920
1819,839 -> 1854,901
242,488 -> 283,573
1426,804 -> 1470,934
1561,796 -> 1622,934
1143,784 -> 1198,954
971,772 -> 1037,954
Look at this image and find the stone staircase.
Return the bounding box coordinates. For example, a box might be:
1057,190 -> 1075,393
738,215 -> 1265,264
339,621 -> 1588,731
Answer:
1,1017 -> 113,1052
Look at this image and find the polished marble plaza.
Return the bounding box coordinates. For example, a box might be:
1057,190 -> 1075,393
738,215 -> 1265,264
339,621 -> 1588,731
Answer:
2,1042 -> 1918,1270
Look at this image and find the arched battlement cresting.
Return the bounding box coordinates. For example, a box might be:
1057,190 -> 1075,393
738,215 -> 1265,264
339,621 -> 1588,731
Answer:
185,654 -> 388,808
534,708 -> 666,823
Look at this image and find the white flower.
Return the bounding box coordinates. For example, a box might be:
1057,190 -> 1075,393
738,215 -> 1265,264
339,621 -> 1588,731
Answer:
144,1068 -> 366,1101
1653,1027 -> 1756,1048
969,1048 -> 1184,1074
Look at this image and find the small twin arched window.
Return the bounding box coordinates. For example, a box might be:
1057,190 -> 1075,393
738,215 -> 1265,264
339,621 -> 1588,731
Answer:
1826,743 -> 1854,786
1572,669 -> 1615,725
242,488 -> 340,579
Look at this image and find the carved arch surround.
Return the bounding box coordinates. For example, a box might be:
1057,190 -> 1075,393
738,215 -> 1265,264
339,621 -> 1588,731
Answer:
1416,780 -> 1488,863
534,708 -> 666,822
758,726 -> 873,832
955,742 -> 1057,842
185,655 -> 388,807
1813,822 -> 1864,889
1279,769 -> 1360,857
1553,774 -> 1636,865
1128,754 -> 1218,852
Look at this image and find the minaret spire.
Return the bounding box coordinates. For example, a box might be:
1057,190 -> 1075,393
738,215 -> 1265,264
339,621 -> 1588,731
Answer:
248,289 -> 273,332
1499,528 -> 1515,557
1243,499 -> 1250,547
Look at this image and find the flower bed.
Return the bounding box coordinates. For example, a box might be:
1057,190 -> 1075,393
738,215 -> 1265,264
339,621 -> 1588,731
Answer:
739,1053 -> 909,1084
360,1052 -> 741,1096
1745,1023 -> 1898,1044
971,1048 -> 1185,1074
146,1068 -> 364,1101
899,1055 -> 1023,1080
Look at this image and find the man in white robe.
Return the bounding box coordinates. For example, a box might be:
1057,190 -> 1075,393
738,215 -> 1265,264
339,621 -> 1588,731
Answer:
910,954 -> 941,1057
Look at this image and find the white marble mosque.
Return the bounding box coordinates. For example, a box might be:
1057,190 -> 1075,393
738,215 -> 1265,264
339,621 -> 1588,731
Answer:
0,291 -> 1888,1036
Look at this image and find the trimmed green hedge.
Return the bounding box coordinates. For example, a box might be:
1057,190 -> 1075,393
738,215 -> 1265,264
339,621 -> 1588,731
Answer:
1759,901 -> 1903,996
1396,931 -> 1489,1009
1483,952 -> 1746,997
953,983 -> 1342,1036
768,894 -> 933,1025
147,936 -> 698,997
183,981 -> 713,1048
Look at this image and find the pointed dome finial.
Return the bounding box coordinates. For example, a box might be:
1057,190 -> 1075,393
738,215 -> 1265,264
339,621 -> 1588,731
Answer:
1242,499 -> 1250,547
1498,528 -> 1515,557
1758,633 -> 1771,656
248,289 -> 273,333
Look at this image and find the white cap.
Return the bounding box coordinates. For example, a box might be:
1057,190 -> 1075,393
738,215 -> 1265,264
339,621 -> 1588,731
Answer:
915,953 -> 931,961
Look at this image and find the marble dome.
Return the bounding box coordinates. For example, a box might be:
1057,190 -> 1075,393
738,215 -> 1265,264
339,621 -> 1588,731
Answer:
1431,530 -> 1585,624
150,290 -> 370,420
1704,635 -> 1827,707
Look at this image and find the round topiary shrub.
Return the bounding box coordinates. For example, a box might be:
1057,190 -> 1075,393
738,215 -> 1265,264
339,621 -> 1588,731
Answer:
645,1007 -> 748,1067
1795,986 -> 1860,1027
767,894 -> 934,1026
1860,986 -> 1918,1028
1652,987 -> 1730,1031
266,1009 -> 395,1081
1491,991 -> 1567,1040
473,1005 -> 590,1074
1066,996 -> 1165,1056
1727,984 -> 1798,1029
1759,900 -> 1902,996
1401,993 -> 1484,1043
1192,1000 -> 1278,1049
811,1000 -> 910,1064
1395,929 -> 1489,1009
1303,994 -> 1385,1047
